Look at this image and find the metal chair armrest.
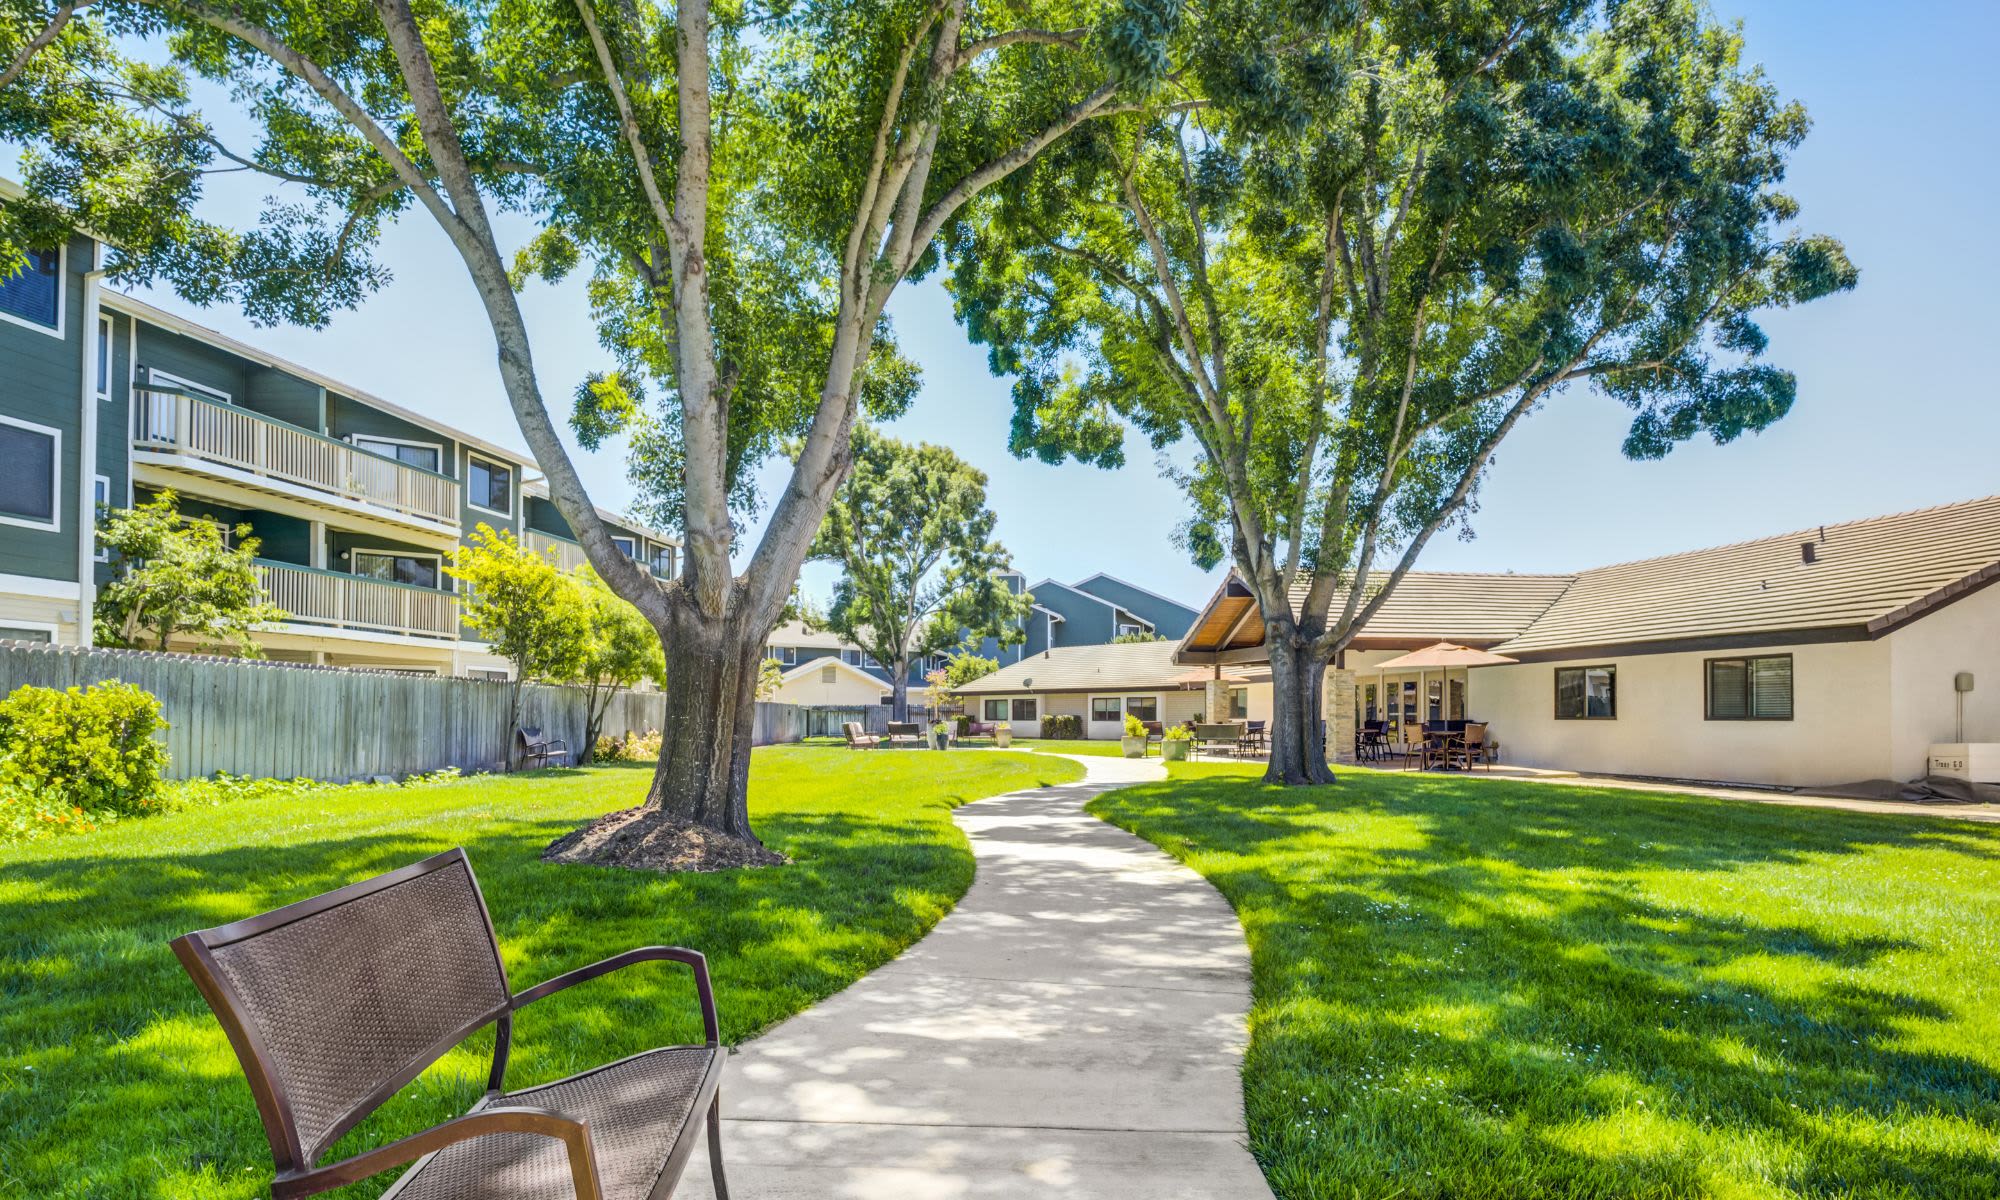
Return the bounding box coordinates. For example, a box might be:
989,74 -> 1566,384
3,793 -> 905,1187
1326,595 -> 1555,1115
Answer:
273,1106 -> 602,1200
512,946 -> 720,1046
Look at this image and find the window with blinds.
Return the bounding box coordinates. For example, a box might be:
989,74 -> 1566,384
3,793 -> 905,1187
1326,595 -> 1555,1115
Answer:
1706,655 -> 1793,720
1554,665 -> 1616,719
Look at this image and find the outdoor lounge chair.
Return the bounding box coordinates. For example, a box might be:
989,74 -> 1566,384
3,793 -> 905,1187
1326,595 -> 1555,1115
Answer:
516,726 -> 570,769
842,721 -> 881,750
884,722 -> 925,748
170,848 -> 729,1200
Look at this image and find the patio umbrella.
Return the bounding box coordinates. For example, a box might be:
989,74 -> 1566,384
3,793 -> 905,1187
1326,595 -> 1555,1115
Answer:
1370,642 -> 1518,671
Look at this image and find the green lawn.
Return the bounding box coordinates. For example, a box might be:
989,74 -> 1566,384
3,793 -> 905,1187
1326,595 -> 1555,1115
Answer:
0,745 -> 1082,1199
1089,762 -> 2000,1199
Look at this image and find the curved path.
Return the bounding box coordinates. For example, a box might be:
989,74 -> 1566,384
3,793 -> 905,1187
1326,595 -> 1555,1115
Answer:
679,752 -> 1274,1198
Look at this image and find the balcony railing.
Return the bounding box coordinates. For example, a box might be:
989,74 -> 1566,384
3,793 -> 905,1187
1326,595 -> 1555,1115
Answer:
527,529 -> 676,580
257,560 -> 460,640
134,389 -> 460,527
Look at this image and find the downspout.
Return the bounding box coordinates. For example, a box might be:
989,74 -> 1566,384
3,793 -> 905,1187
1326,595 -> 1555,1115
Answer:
77,255 -> 107,645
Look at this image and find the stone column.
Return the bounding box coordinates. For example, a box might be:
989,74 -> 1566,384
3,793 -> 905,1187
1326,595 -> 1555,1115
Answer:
1328,667 -> 1358,765
1204,679 -> 1228,723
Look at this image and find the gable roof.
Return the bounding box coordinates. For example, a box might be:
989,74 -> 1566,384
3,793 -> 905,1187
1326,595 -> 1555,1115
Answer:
780,655 -> 891,690
1069,572 -> 1200,619
1178,494 -> 2000,662
960,639 -> 1256,694
1492,494 -> 2000,655
1028,578 -> 1154,625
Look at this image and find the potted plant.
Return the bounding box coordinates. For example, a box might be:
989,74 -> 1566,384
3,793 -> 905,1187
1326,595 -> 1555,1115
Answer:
930,719 -> 952,750
1121,713 -> 1149,758
994,722 -> 1013,748
1161,724 -> 1193,761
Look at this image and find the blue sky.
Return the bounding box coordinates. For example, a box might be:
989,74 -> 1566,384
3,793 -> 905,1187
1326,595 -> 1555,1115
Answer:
101,0 -> 2000,608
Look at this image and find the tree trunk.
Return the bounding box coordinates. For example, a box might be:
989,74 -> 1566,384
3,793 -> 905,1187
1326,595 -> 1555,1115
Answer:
505,675 -> 524,772
890,667 -> 909,723
581,681 -> 611,766
639,597 -> 766,846
1264,630 -> 1337,786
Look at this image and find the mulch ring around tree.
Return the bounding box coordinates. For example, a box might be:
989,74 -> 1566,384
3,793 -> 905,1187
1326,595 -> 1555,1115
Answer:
543,806 -> 790,872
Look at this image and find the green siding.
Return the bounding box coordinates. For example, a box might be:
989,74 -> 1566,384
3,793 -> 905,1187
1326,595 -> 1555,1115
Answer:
133,324 -> 251,403
327,392 -> 457,470
244,370 -> 321,430
0,234 -> 91,584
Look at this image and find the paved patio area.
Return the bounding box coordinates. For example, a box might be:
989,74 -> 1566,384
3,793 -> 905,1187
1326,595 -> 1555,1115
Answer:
676,753 -> 1273,1199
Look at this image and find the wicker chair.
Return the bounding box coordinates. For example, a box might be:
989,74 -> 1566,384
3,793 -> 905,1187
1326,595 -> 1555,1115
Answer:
170,849 -> 728,1200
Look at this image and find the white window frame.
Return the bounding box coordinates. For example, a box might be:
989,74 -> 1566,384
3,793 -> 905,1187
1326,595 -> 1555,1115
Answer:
1115,618 -> 1155,638
350,547 -> 445,589
96,314 -> 114,400
1088,694 -> 1125,727
982,697 -> 1009,722
349,433 -> 445,473
465,451 -> 515,518
1009,696 -> 1039,723
0,414 -> 61,531
0,619 -> 60,642
611,535 -> 637,558
147,366 -> 231,403
92,474 -> 112,560
0,243 -> 66,338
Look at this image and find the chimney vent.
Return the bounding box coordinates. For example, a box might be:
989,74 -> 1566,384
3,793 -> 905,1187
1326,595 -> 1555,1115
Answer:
1800,542 -> 1818,565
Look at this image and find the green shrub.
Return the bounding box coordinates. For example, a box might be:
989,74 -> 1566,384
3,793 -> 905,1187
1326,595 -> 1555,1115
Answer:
0,682 -> 169,816
1040,713 -> 1081,739
1162,724 -> 1194,741
1123,712 -> 1146,738
0,776 -> 114,843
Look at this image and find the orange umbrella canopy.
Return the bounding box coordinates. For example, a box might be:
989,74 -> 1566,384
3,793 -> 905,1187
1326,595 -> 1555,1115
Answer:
1371,642 -> 1518,671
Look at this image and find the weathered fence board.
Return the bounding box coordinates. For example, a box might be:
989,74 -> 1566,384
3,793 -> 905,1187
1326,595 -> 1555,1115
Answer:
0,643 -> 880,782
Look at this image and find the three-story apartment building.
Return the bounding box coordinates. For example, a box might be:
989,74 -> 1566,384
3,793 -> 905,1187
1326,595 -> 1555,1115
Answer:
0,225 -> 679,676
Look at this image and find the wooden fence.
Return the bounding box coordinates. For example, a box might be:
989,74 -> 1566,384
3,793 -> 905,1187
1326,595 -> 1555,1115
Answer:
0,643 -> 885,782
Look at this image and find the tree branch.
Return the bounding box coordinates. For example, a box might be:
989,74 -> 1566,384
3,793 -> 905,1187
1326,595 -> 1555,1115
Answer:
0,0 -> 89,91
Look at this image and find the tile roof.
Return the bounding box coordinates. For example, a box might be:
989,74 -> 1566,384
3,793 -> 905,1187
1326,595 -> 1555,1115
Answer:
1492,494 -> 2000,654
1302,571 -> 1575,645
959,639 -> 1257,694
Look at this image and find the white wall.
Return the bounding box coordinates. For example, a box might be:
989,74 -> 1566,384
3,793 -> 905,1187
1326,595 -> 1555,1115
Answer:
771,662 -> 886,707
1465,639 -> 1894,787
1885,583 -> 2000,778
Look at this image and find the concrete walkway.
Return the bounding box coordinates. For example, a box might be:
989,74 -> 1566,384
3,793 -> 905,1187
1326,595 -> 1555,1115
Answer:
677,753 -> 1273,1199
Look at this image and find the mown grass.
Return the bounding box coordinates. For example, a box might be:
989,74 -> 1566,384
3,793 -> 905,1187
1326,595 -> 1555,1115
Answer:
1090,761 -> 2000,1199
0,746 -> 1082,1199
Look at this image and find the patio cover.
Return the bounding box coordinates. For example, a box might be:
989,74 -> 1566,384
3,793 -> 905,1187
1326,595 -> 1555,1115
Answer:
1370,642 -> 1519,671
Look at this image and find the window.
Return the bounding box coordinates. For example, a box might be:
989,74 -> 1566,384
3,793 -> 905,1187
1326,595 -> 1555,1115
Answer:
650,546 -> 675,578
1011,698 -> 1037,722
1091,696 -> 1122,723
96,315 -> 113,399
611,535 -> 637,558
0,415 -> 60,530
983,698 -> 1008,722
1707,655 -> 1793,720
0,624 -> 54,643
466,453 -> 513,514
352,551 -> 441,588
841,648 -> 862,665
1555,665 -> 1617,720
92,475 -> 111,560
1125,696 -> 1158,723
352,435 -> 442,472
0,246 -> 61,332
820,664 -> 837,684
147,367 -> 230,403
1229,687 -> 1249,720
1115,621 -> 1152,639
765,645 -> 796,666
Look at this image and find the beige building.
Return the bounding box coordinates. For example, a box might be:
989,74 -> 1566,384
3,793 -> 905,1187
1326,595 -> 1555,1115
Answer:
957,639 -> 1268,738
1176,495 -> 2000,788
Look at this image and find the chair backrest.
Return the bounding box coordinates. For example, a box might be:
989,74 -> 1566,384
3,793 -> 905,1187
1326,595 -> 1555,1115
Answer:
1247,720 -> 1266,733
1463,722 -> 1489,746
516,726 -> 543,747
842,721 -> 861,741
1144,721 -> 1164,736
887,722 -> 921,735
1193,723 -> 1240,738
171,849 -> 511,1174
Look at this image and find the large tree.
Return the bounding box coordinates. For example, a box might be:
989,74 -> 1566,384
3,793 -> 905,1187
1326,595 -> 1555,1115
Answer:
954,0 -> 1856,783
0,0 -> 1202,849
807,424 -> 1028,720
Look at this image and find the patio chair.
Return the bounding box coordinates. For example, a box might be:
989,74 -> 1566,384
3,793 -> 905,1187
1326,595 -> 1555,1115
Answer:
1357,721 -> 1388,762
884,722 -> 924,748
516,726 -> 570,769
170,848 -> 729,1200
1446,722 -> 1491,771
1242,720 -> 1267,752
1143,721 -> 1166,754
842,721 -> 881,750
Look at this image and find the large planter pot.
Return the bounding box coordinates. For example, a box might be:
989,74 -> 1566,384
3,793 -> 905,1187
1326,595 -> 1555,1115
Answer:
1121,735 -> 1148,759
1161,739 -> 1190,762
930,725 -> 951,750
994,728 -> 1013,748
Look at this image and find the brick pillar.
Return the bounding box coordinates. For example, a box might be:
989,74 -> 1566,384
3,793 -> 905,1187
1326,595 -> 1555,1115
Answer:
1204,679 -> 1228,723
1328,667 -> 1357,765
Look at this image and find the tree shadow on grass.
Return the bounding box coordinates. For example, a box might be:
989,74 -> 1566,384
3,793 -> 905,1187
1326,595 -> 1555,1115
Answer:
0,772 -> 980,1200
1095,773 -> 2000,1199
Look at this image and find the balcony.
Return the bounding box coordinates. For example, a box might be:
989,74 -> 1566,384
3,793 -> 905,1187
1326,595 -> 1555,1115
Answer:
257,560 -> 461,641
132,389 -> 462,541
528,530 -> 676,580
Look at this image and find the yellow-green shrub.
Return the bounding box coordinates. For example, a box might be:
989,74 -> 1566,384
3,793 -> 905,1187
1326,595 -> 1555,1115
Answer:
0,682 -> 170,816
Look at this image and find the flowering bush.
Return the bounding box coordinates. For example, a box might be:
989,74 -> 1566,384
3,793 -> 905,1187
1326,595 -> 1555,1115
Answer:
0,775 -> 110,843
0,682 -> 169,816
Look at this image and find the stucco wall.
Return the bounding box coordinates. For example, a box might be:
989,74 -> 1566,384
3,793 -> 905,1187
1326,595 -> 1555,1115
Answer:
1464,639 -> 1893,787
1885,583 -> 2000,778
